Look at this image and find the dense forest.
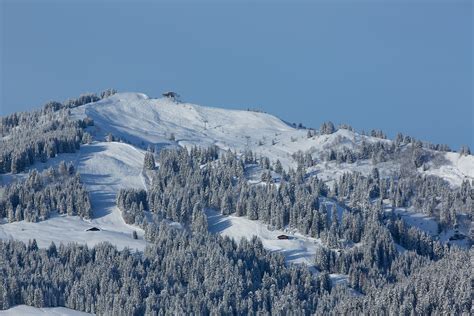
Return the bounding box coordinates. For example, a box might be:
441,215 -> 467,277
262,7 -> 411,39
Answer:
0,90 -> 115,174
0,162 -> 92,222
119,146 -> 471,236
0,216 -> 470,314
113,146 -> 471,314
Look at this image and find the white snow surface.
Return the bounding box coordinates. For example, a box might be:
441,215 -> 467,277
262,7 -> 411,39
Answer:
0,305 -> 91,316
423,152 -> 474,187
72,92 -> 303,168
72,93 -> 392,171
206,209 -> 321,267
394,208 -> 439,236
0,142 -> 147,251
71,92 -> 473,186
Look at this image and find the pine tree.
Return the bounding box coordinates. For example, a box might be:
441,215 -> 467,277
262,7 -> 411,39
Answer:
143,152 -> 156,170
320,121 -> 336,135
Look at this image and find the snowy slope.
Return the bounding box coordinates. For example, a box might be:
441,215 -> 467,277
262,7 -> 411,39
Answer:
72,92 -> 303,168
206,209 -> 321,267
75,142 -> 146,236
0,142 -> 147,251
2,92 -> 472,250
72,92 -> 474,187
71,93 -> 392,170
206,209 -> 349,284
423,152 -> 474,187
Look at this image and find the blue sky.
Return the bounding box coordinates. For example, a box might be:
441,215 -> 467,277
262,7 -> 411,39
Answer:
1,0 -> 472,149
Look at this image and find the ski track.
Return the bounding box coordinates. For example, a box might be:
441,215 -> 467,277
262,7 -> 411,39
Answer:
0,142 -> 147,251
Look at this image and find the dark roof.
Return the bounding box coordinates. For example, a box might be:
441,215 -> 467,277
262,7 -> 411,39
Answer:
86,227 -> 100,232
162,91 -> 179,98
449,233 -> 465,241
277,234 -> 289,240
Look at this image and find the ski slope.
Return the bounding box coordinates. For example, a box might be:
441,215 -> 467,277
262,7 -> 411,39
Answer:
71,93 -> 394,170
72,92 -> 304,168
71,92 -> 473,187
0,142 -> 147,251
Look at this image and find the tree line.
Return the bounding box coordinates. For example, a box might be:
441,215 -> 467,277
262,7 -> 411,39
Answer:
0,223 -> 330,315
0,90 -> 116,174
0,161 -> 92,222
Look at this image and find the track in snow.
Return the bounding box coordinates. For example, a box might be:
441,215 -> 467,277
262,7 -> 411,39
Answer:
0,142 -> 147,251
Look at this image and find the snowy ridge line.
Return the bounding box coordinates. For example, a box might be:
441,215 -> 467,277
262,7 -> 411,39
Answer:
70,92 -> 473,187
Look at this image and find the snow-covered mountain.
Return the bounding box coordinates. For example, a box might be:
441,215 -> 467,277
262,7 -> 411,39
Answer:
2,91 -> 472,252
0,91 -> 472,315
72,92 -> 473,186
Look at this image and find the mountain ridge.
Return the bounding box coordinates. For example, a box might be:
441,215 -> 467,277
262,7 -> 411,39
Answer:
70,92 -> 473,187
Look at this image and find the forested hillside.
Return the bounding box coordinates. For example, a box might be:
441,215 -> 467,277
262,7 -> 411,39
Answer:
0,91 -> 471,315
0,162 -> 91,222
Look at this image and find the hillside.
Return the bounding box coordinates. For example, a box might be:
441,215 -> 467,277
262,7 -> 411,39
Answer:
1,92 -> 472,250
0,91 -> 472,315
72,92 -> 473,187
1,142 -> 147,250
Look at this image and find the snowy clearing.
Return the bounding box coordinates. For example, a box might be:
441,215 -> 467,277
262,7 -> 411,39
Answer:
392,207 -> 470,248
206,209 -> 350,284
0,142 -> 147,251
206,209 -> 321,267
0,214 -> 145,250
423,151 -> 474,187
394,208 -> 439,237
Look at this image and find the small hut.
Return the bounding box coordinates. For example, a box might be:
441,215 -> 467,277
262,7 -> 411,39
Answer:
162,91 -> 180,102
277,234 -> 289,240
86,227 -> 100,232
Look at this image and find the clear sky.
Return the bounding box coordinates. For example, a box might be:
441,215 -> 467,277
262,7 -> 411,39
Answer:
1,0 -> 472,149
